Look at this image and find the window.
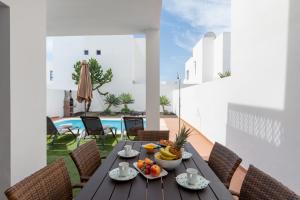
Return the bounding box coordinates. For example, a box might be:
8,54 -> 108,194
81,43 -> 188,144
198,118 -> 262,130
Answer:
84,50 -> 89,55
49,70 -> 54,81
96,50 -> 101,55
186,70 -> 190,80
194,61 -> 197,75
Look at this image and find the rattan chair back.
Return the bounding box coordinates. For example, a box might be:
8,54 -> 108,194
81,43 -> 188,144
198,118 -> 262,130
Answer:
137,130 -> 169,141
5,159 -> 73,200
208,142 -> 242,188
123,117 -> 144,138
81,116 -> 105,136
70,140 -> 101,182
239,165 -> 300,200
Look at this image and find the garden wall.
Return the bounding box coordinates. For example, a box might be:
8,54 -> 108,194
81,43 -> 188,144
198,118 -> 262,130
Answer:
47,82 -> 176,117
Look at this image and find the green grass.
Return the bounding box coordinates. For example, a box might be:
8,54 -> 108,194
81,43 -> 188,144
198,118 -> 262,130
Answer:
47,134 -> 120,196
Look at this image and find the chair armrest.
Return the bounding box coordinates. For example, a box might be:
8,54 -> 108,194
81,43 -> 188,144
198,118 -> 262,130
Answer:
72,182 -> 85,189
80,176 -> 90,182
230,190 -> 240,197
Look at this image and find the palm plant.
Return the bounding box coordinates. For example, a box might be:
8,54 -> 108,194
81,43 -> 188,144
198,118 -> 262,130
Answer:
104,94 -> 120,114
119,93 -> 134,114
160,95 -> 171,114
218,71 -> 231,78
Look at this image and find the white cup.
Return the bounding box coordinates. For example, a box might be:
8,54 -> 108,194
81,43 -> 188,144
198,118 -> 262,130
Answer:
119,162 -> 129,177
124,145 -> 132,156
186,168 -> 198,185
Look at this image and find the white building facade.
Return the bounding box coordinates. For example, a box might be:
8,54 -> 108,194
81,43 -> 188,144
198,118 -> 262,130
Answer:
184,32 -> 231,84
47,35 -> 175,117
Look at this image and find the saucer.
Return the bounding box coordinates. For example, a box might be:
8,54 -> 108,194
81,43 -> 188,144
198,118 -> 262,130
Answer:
176,173 -> 210,190
182,151 -> 192,160
109,167 -> 138,181
118,150 -> 140,158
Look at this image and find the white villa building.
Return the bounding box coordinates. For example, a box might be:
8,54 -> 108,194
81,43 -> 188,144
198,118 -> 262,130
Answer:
184,32 -> 231,84
47,35 -> 176,117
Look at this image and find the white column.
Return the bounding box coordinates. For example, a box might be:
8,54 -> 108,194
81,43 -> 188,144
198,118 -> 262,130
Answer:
0,1 -> 47,198
146,30 -> 160,130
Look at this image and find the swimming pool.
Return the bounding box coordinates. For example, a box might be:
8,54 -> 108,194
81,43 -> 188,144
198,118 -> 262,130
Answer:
54,118 -> 146,133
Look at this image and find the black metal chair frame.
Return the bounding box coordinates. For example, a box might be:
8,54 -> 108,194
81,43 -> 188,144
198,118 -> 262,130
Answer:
47,116 -> 79,145
80,116 -> 118,147
123,116 -> 144,140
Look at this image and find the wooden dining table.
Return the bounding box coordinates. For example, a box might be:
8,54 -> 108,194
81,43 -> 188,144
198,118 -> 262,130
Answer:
75,141 -> 233,200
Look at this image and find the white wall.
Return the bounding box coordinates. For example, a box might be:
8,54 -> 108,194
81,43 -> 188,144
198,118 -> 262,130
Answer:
173,79 -> 232,144
47,84 -> 175,117
202,32 -> 216,82
183,57 -> 198,84
173,0 -> 300,193
184,32 -> 231,84
214,32 -> 231,78
47,35 -> 147,115
0,0 -> 46,198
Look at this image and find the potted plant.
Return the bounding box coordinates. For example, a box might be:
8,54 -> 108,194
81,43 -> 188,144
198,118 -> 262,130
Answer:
119,93 -> 134,114
103,94 -> 120,114
160,95 -> 171,114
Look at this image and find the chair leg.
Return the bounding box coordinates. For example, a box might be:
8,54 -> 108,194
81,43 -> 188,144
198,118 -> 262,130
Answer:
52,133 -> 59,145
76,137 -> 81,148
68,128 -> 78,139
110,128 -> 118,142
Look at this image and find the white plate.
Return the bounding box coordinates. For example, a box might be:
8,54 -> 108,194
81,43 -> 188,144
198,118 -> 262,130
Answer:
133,162 -> 168,180
176,173 -> 210,190
118,150 -> 140,158
109,167 -> 138,181
182,151 -> 192,160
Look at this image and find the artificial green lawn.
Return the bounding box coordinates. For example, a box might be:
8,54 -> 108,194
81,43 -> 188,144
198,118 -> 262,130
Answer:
47,134 -> 120,196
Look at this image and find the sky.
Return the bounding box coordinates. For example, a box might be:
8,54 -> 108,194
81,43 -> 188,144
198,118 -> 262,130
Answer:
160,0 -> 231,81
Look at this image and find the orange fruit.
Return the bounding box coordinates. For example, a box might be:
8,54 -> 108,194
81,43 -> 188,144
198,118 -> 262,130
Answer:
137,160 -> 145,169
144,158 -> 153,165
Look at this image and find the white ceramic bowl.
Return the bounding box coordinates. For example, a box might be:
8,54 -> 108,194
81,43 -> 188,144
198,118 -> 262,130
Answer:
154,152 -> 182,170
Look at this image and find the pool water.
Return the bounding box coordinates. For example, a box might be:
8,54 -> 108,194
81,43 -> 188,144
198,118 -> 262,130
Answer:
54,118 -> 146,133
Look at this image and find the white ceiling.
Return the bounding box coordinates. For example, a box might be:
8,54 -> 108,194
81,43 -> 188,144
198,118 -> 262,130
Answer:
47,0 -> 162,36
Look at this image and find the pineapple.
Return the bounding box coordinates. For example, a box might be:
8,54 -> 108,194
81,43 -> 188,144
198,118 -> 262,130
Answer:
169,125 -> 192,159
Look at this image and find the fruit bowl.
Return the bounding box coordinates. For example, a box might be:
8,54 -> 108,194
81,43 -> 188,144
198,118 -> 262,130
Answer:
154,152 -> 182,170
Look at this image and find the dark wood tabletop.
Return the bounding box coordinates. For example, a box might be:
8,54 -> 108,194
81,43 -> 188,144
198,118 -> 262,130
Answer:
75,141 -> 233,200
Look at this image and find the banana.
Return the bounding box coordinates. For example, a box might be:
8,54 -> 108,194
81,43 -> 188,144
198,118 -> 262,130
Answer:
160,153 -> 175,160
160,147 -> 176,158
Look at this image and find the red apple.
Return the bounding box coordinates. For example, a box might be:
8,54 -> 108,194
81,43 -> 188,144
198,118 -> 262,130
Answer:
150,165 -> 161,177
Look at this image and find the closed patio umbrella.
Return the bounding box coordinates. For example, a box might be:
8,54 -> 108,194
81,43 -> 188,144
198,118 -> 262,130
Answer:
77,60 -> 93,115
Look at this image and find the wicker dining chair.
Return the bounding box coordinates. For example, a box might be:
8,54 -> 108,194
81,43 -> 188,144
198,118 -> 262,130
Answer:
123,117 -> 144,140
5,158 -> 82,200
137,130 -> 169,141
70,140 -> 101,183
231,165 -> 300,200
208,142 -> 242,188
